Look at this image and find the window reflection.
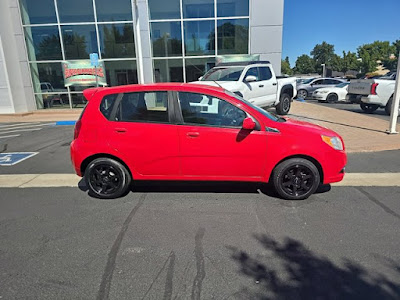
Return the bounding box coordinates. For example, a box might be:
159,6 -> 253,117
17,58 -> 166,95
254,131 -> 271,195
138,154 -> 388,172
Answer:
153,59 -> 183,82
35,94 -> 70,109
104,60 -> 138,86
95,0 -> 133,22
182,0 -> 214,18
217,0 -> 249,17
24,27 -> 62,61
148,0 -> 180,20
19,0 -> 57,24
184,21 -> 215,56
62,25 -> 98,59
217,19 -> 249,55
185,58 -> 215,82
57,0 -> 94,23
30,62 -> 67,93
99,24 -> 135,58
151,22 -> 182,57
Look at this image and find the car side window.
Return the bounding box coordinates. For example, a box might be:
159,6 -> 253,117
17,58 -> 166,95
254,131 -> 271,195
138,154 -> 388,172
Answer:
178,92 -> 247,128
313,80 -> 323,85
115,91 -> 169,123
259,67 -> 272,81
100,94 -> 119,119
244,67 -> 259,81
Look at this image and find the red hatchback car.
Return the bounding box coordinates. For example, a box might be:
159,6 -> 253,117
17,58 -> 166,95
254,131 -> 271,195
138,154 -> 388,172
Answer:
71,83 -> 346,200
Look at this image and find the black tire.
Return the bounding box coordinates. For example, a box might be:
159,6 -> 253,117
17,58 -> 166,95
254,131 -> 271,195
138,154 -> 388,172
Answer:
326,93 -> 339,103
297,89 -> 308,99
385,96 -> 393,116
360,103 -> 379,114
272,158 -> 320,200
276,93 -> 291,115
85,157 -> 132,199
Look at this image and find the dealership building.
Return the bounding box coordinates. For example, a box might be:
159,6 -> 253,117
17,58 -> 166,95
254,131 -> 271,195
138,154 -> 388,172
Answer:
0,0 -> 284,114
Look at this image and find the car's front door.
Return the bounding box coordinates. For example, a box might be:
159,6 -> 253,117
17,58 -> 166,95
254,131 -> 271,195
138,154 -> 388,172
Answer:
106,90 -> 180,177
243,67 -> 267,106
309,79 -> 325,93
176,91 -> 267,179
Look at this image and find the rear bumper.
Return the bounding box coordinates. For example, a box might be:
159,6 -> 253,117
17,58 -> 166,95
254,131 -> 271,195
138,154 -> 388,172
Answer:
361,95 -> 384,105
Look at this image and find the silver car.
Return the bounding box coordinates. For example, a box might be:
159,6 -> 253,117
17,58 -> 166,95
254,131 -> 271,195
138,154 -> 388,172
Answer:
297,78 -> 347,99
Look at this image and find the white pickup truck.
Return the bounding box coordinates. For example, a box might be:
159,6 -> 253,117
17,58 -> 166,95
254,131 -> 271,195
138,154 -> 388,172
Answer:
346,75 -> 398,115
192,61 -> 297,115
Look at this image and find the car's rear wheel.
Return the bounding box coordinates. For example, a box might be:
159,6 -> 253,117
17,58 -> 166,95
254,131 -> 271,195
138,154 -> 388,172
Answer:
276,93 -> 291,115
385,96 -> 393,116
298,89 -> 308,99
85,158 -> 131,199
272,158 -> 320,200
360,103 -> 379,113
326,93 -> 339,103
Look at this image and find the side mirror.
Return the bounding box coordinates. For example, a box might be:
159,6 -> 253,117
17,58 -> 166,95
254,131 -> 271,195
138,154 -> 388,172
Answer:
198,76 -> 203,81
242,117 -> 256,130
245,75 -> 257,82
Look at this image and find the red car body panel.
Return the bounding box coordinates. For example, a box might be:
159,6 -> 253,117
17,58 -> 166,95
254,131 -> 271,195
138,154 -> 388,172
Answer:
71,83 -> 347,185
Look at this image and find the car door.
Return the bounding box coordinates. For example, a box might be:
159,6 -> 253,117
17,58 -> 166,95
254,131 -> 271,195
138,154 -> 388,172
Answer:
106,90 -> 180,177
309,79 -> 325,93
176,91 -> 267,179
242,67 -> 268,106
258,66 -> 278,105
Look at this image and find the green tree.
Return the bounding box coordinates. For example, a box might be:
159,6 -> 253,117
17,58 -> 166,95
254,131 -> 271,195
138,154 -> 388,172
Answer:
382,40 -> 400,71
294,54 -> 315,74
357,41 -> 395,73
281,56 -> 293,75
341,51 -> 361,73
310,41 -> 335,74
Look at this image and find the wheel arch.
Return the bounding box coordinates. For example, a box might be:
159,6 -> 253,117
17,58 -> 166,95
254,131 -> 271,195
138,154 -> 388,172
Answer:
80,153 -> 132,178
268,154 -> 324,183
280,84 -> 294,98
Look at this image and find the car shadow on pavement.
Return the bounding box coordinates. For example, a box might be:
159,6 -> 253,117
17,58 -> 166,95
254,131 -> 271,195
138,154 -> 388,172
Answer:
228,234 -> 400,299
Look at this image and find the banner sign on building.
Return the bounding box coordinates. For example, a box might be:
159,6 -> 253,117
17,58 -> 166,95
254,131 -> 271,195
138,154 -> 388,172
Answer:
216,55 -> 260,65
62,60 -> 107,87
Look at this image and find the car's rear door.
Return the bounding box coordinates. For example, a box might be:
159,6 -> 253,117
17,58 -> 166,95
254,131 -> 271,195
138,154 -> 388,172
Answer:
106,90 -> 180,178
176,91 -> 267,180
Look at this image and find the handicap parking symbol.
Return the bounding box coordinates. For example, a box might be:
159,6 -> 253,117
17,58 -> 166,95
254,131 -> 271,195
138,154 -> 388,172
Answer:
0,152 -> 38,166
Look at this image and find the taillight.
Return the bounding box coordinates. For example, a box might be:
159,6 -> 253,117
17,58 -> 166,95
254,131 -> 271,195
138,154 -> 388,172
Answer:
74,119 -> 82,140
371,83 -> 379,95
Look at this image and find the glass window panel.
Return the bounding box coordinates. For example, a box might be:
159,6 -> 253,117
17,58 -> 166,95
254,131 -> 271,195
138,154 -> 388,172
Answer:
217,19 -> 249,55
35,94 -> 70,109
99,24 -> 135,58
57,0 -> 94,23
184,21 -> 215,56
62,25 -> 99,59
70,93 -> 88,108
19,0 -> 57,24
217,0 -> 249,17
185,58 -> 215,82
148,0 -> 180,20
182,0 -> 214,18
30,62 -> 67,93
151,22 -> 182,57
24,26 -> 62,61
153,59 -> 183,82
104,60 -> 138,86
95,0 -> 133,22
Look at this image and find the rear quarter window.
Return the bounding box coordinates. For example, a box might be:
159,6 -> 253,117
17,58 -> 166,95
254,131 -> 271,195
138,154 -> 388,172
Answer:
100,94 -> 118,119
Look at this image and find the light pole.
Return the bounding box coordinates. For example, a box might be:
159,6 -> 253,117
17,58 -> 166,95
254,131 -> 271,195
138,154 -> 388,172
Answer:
387,52 -> 400,134
321,64 -> 326,77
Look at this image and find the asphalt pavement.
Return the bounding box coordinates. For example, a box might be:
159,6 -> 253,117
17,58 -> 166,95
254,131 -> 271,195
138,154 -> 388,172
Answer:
1,124 -> 400,299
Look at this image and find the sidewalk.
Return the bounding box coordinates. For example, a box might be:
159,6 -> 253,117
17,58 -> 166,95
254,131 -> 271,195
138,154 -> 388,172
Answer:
0,102 -> 399,153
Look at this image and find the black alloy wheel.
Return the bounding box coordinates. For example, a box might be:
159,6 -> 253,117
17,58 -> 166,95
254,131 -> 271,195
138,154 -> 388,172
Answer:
276,93 -> 291,115
272,158 -> 320,200
85,158 -> 131,199
360,103 -> 379,113
326,93 -> 339,103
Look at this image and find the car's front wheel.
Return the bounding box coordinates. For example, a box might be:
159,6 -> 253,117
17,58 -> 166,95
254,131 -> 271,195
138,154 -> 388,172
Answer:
85,157 -> 132,199
272,158 -> 320,200
276,93 -> 291,115
326,93 -> 338,103
360,103 -> 379,113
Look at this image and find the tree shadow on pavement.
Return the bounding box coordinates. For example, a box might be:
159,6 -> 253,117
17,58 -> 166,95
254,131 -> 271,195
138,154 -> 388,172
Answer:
229,234 -> 400,300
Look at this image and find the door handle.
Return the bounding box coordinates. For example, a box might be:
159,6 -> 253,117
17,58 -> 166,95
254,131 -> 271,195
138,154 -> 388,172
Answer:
115,128 -> 127,133
259,84 -> 264,88
187,132 -> 200,138
272,83 -> 277,86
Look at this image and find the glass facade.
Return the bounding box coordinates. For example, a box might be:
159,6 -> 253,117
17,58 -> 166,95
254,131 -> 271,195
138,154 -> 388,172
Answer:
19,0 -> 138,110
149,0 -> 249,83
18,0 -> 250,109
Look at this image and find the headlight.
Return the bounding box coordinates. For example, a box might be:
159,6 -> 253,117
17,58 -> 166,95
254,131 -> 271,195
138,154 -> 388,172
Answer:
321,135 -> 343,150
319,91 -> 328,94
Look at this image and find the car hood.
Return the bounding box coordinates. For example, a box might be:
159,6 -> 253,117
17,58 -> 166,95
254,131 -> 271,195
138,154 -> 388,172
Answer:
191,81 -> 241,91
281,117 -> 338,136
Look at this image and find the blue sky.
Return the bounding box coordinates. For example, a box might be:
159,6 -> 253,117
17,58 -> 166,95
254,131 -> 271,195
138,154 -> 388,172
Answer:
282,0 -> 400,66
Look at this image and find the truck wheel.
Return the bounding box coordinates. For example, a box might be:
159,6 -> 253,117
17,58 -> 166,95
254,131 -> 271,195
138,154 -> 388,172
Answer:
276,93 -> 291,115
272,158 -> 320,200
385,96 -> 393,116
360,103 -> 379,114
326,93 -> 338,103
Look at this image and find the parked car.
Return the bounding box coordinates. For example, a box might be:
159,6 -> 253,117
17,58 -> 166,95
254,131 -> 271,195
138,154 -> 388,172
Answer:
312,82 -> 350,103
297,78 -> 347,99
347,78 -> 399,115
193,61 -> 297,115
71,83 -> 347,201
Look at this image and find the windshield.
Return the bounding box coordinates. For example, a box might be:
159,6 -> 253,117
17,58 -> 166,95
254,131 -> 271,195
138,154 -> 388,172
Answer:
224,90 -> 284,122
336,82 -> 349,88
202,67 -> 244,81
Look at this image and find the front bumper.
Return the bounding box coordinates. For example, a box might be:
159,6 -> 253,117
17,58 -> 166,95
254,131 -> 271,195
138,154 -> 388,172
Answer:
312,93 -> 327,100
322,150 -> 347,184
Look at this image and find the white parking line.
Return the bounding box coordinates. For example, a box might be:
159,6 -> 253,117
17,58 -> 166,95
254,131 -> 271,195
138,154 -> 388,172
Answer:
0,128 -> 42,134
0,123 -> 54,132
0,122 -> 40,128
0,134 -> 21,139
0,173 -> 399,189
